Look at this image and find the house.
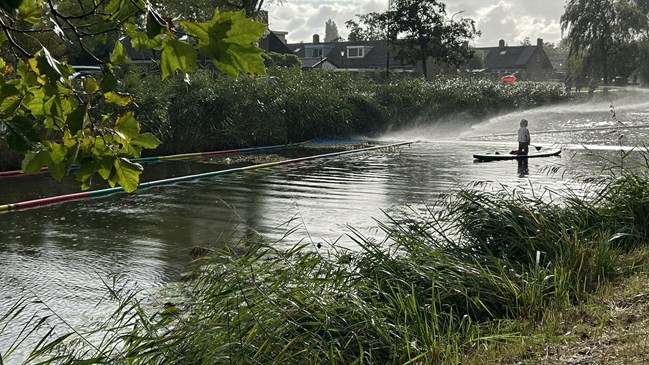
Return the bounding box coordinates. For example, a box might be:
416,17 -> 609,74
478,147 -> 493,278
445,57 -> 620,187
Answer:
259,30 -> 293,54
474,38 -> 554,80
283,34 -> 416,76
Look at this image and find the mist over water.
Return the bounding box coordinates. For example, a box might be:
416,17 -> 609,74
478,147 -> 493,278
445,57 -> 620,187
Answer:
1,91 -> 649,363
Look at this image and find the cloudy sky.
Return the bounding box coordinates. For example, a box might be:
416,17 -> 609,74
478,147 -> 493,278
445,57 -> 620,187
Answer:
266,0 -> 567,47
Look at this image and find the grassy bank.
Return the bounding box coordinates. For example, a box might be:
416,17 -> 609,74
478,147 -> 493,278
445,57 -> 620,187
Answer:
4,157 -> 649,364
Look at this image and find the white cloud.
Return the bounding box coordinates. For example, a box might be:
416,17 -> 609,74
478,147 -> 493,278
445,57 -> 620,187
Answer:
266,0 -> 565,46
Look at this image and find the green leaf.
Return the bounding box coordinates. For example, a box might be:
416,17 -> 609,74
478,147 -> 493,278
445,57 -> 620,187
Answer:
74,158 -> 97,191
110,40 -> 130,64
0,83 -> 22,116
125,26 -> 163,51
46,158 -> 66,181
21,151 -> 49,174
49,142 -> 67,164
25,87 -> 46,116
67,104 -> 88,136
82,76 -> 100,93
96,156 -> 114,180
18,0 -> 41,24
17,61 -> 39,87
0,30 -> 7,45
5,115 -> 40,152
161,38 -> 198,80
131,132 -> 161,149
114,111 -> 139,140
111,158 -> 142,192
104,91 -> 132,106
33,48 -> 70,83
146,10 -> 163,39
104,0 -> 145,23
100,69 -> 118,92
44,94 -> 65,129
180,10 -> 267,78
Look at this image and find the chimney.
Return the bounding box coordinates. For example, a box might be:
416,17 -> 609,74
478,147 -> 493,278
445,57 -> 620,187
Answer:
499,39 -> 505,48
537,38 -> 543,48
313,34 -> 320,44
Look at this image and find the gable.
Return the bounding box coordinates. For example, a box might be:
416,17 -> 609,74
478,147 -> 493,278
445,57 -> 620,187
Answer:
259,31 -> 292,54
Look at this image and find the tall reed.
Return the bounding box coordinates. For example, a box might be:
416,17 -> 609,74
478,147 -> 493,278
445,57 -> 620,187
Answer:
5,165 -> 649,364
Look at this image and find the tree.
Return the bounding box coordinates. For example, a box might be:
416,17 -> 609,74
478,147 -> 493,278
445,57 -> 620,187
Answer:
519,37 -> 532,46
151,0 -> 285,21
345,0 -> 479,78
0,0 -> 267,192
345,15 -> 385,42
561,0 -> 648,87
324,19 -> 341,42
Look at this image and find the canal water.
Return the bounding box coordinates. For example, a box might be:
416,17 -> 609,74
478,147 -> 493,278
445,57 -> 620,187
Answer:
1,92 -> 649,361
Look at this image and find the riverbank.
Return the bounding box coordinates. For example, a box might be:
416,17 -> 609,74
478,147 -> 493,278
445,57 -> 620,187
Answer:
466,266 -> 649,364
5,155 -> 649,364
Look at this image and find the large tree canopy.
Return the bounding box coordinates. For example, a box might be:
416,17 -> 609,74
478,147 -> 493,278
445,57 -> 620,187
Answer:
346,0 -> 479,78
561,0 -> 648,86
151,0 -> 284,21
0,0 -> 267,192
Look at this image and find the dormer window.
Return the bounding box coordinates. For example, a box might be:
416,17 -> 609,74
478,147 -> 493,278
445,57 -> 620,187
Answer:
309,48 -> 323,58
347,46 -> 365,58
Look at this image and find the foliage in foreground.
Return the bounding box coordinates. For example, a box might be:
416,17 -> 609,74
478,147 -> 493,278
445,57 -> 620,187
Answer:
0,0 -> 267,191
3,165 -> 649,364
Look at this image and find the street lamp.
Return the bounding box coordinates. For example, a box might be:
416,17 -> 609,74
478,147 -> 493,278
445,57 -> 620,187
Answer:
451,10 -> 465,21
340,50 -> 345,69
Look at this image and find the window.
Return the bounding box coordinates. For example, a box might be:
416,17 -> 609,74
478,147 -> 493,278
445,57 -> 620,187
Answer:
347,46 -> 364,58
309,48 -> 323,58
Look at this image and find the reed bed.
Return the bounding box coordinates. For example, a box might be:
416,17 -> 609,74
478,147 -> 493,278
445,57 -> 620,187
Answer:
119,68 -> 568,155
4,161 -> 649,364
0,68 -> 568,168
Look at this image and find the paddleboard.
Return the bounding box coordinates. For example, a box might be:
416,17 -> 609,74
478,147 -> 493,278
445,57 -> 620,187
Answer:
473,149 -> 561,162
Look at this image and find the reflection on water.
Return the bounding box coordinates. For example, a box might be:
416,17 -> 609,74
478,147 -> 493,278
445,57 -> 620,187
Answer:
517,158 -> 529,178
1,94 -> 649,361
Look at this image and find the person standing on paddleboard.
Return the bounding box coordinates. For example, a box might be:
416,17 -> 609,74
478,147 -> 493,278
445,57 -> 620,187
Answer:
517,119 -> 531,155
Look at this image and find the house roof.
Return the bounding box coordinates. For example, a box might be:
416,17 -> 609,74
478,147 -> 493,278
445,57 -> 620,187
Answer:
476,45 -> 553,70
259,31 -> 293,54
286,39 -> 414,69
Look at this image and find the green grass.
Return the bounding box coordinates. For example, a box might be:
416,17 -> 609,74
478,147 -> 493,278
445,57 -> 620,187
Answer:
4,160 -> 649,364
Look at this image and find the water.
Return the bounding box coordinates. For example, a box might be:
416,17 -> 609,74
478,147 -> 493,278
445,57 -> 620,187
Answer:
1,93 -> 649,361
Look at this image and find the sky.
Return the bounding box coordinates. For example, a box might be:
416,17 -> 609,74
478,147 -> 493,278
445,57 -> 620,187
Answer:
266,0 -> 567,47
